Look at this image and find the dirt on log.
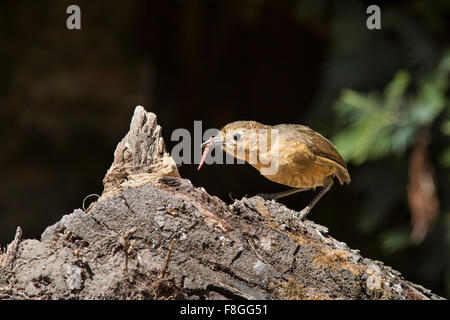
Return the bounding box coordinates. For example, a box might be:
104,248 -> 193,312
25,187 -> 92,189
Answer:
0,106 -> 444,300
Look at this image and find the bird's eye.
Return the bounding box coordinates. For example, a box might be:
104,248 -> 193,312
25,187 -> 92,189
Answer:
233,133 -> 241,142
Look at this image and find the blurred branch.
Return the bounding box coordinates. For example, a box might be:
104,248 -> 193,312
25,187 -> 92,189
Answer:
407,128 -> 439,244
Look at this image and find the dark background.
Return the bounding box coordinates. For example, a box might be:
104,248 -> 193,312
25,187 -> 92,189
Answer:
1,0 -> 449,298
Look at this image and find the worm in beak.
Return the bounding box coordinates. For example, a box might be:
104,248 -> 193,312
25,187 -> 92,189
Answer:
198,136 -> 223,170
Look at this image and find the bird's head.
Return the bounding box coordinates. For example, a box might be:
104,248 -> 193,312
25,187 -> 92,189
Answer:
202,121 -> 265,161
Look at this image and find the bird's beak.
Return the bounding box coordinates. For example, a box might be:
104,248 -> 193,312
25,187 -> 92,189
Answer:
201,136 -> 223,148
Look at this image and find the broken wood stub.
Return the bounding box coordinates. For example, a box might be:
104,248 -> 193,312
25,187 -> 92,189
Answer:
102,105 -> 179,198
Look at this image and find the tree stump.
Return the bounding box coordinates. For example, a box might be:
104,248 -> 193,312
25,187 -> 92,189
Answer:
0,106 -> 444,300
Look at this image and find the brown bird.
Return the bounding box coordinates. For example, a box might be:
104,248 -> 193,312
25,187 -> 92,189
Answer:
200,121 -> 351,219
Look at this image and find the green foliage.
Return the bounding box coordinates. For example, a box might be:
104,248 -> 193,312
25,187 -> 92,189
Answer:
332,52 -> 450,165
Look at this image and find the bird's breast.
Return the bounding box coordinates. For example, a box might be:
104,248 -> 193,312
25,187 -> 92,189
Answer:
260,161 -> 335,188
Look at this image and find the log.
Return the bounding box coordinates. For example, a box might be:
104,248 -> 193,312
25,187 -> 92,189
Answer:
0,106 -> 444,300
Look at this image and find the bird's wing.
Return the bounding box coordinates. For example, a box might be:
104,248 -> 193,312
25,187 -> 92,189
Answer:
275,124 -> 346,168
274,124 -> 351,184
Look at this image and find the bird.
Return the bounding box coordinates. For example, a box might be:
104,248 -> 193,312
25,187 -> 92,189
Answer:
198,121 -> 351,219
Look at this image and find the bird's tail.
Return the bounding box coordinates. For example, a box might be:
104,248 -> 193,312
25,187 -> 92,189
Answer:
335,167 -> 351,185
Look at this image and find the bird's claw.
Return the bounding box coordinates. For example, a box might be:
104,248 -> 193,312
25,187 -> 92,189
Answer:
298,206 -> 311,220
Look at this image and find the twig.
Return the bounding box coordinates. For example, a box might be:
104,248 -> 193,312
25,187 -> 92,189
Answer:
119,228 -> 137,272
159,238 -> 176,279
245,236 -> 266,263
82,194 -> 100,211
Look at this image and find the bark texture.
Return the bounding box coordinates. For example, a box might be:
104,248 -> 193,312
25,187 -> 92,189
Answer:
0,106 -> 444,300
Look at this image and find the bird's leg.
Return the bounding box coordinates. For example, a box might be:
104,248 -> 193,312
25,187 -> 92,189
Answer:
257,187 -> 310,201
298,182 -> 333,220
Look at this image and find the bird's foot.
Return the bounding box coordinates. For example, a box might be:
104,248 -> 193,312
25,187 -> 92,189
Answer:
298,206 -> 311,220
